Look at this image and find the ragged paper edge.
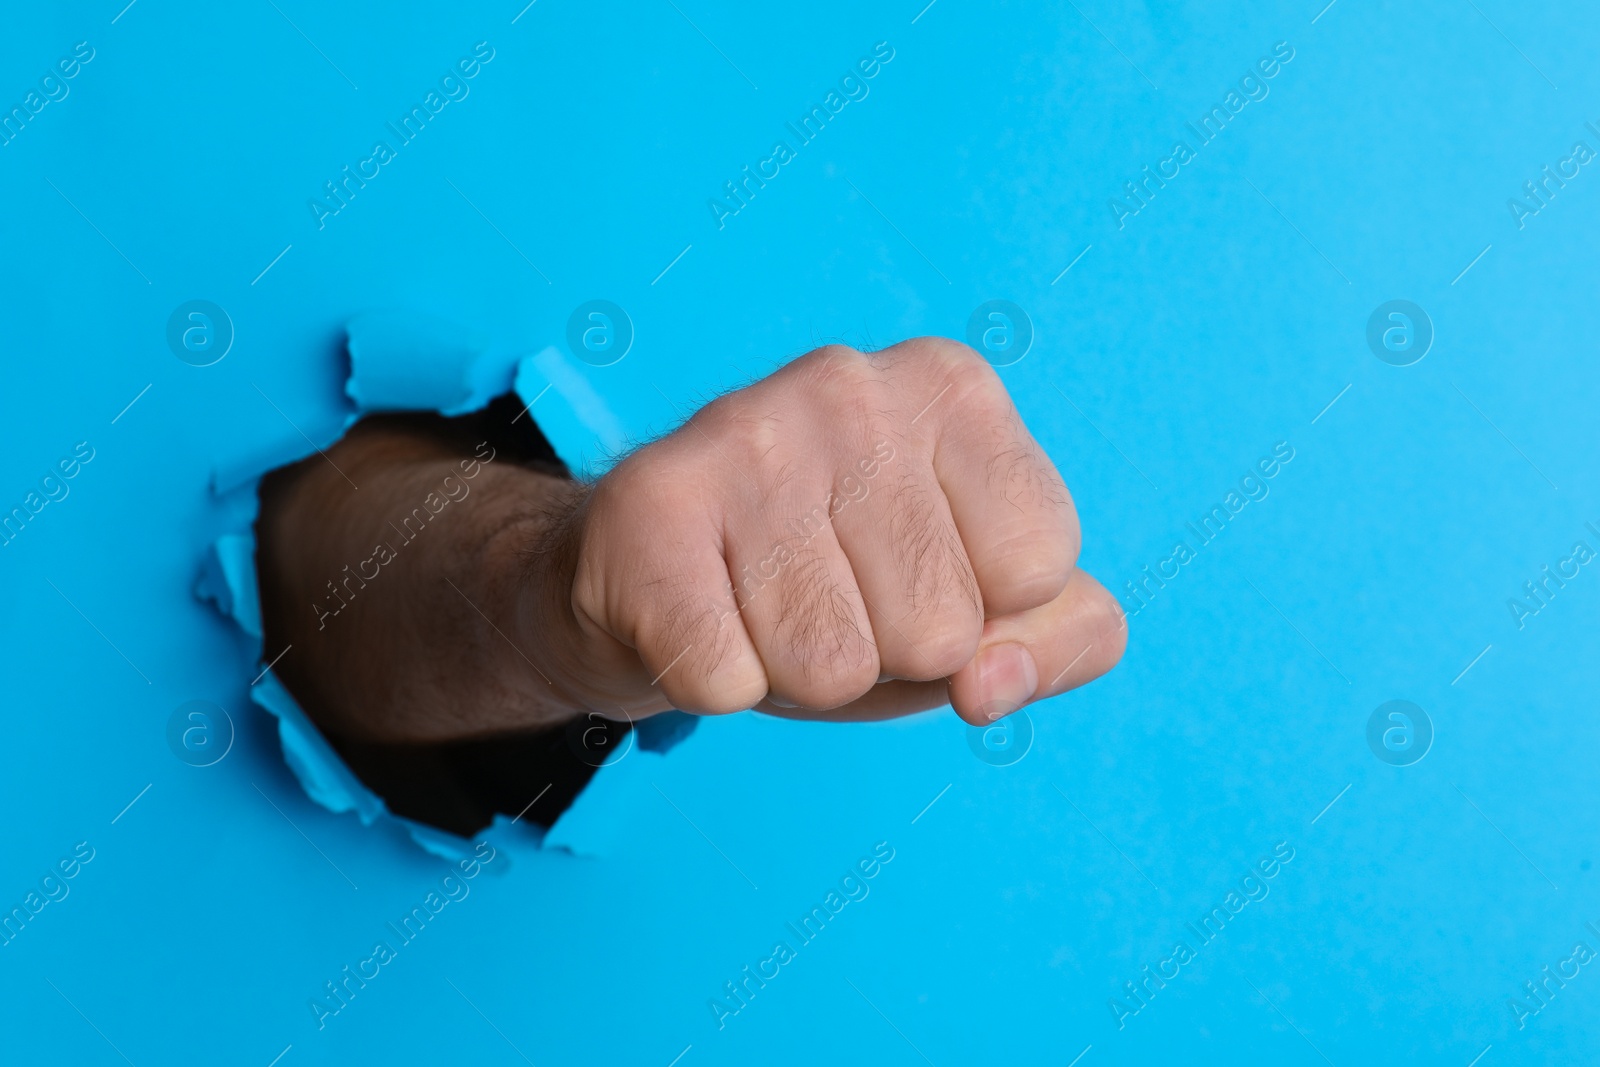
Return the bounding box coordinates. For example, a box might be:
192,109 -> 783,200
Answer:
196,312 -> 692,858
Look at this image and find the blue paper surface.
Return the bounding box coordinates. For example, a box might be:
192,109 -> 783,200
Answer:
1,2 -> 1597,1064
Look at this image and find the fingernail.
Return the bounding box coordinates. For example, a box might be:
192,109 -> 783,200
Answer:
973,642 -> 1038,721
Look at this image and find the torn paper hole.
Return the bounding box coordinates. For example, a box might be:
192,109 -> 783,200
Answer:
196,311 -> 694,858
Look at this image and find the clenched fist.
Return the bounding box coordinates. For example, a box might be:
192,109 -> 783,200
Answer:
258,338 -> 1125,749
563,338 -> 1125,725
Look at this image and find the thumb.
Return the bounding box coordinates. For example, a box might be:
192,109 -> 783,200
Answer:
947,567 -> 1128,726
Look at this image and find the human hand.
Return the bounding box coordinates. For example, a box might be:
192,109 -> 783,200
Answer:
538,338 -> 1126,726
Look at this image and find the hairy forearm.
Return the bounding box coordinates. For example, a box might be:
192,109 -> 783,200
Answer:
257,420 -> 593,743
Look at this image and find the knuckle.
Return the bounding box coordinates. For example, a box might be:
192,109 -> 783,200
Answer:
931,335 -> 988,372
710,405 -> 783,474
974,425 -> 1080,612
802,342 -> 868,376
870,474 -> 984,676
897,334 -> 977,367
885,475 -> 982,616
647,585 -> 764,712
902,335 -> 994,386
683,390 -> 798,494
986,429 -> 1073,513
770,563 -> 879,707
645,579 -> 715,658
803,346 -> 882,420
884,337 -> 1011,429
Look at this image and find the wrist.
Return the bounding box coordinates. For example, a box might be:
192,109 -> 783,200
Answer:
512,483 -> 680,722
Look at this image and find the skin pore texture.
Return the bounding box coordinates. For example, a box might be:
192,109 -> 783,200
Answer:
256,338 -> 1127,748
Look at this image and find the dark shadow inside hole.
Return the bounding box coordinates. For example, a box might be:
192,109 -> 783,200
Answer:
332,722 -> 622,838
